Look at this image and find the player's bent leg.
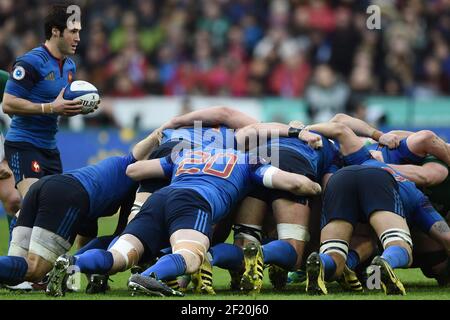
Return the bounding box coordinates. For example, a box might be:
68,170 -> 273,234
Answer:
368,211 -> 412,295
232,196 -> 266,290
108,234 -> 145,274
16,178 -> 39,202
128,192 -> 151,223
306,220 -> 353,295
0,174 -> 21,216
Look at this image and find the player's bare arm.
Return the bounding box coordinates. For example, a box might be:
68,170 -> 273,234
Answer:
305,122 -> 363,156
389,162 -> 449,187
126,159 -> 165,181
269,168 -> 322,196
131,127 -> 163,161
330,113 -> 399,149
3,90 -> 82,116
163,106 -> 258,130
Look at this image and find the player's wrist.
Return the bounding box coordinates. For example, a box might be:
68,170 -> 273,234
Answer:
288,125 -> 305,138
371,130 -> 383,141
40,103 -> 54,114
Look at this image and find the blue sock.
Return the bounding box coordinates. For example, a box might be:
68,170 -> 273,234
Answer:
0,256 -> 28,285
75,249 -> 114,274
346,250 -> 360,270
319,253 -> 337,281
381,246 -> 410,269
75,235 -> 116,255
262,240 -> 297,270
209,243 -> 244,271
142,254 -> 186,281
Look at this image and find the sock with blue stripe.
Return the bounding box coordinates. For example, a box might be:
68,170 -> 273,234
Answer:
381,246 -> 410,269
142,254 -> 186,281
0,256 -> 28,286
262,240 -> 297,270
319,253 -> 337,281
346,249 -> 360,270
75,235 -> 116,255
209,243 -> 244,271
75,249 -> 114,274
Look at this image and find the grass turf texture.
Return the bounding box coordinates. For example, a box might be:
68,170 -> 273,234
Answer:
0,216 -> 449,300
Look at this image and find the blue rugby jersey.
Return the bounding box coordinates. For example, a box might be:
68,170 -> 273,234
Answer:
161,125 -> 236,150
5,45 -> 76,149
269,135 -> 342,181
366,139 -> 423,165
344,147 -> 444,232
66,153 -> 138,219
160,148 -> 272,223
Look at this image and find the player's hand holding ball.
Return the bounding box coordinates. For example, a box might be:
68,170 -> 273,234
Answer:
63,80 -> 100,115
46,81 -> 100,116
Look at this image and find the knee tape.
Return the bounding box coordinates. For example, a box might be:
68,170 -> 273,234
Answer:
277,223 -> 310,242
380,228 -> 413,249
233,224 -> 263,244
320,239 -> 349,259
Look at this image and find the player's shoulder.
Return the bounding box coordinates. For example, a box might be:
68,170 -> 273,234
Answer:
18,46 -> 49,67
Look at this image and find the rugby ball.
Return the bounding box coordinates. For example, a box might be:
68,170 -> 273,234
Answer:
63,80 -> 100,114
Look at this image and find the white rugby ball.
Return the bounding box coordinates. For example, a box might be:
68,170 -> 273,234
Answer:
63,80 -> 100,114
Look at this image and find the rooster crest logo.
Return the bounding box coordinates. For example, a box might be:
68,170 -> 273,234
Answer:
31,161 -> 41,173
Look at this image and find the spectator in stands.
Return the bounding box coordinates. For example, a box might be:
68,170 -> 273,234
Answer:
304,64 -> 349,122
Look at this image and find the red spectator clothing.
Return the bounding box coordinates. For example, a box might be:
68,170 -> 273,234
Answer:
269,62 -> 311,97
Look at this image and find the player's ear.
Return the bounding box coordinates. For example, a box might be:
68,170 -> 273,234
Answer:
52,27 -> 60,37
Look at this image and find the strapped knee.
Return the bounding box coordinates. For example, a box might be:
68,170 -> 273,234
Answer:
320,239 -> 349,260
172,240 -> 207,274
233,224 -> 263,245
277,223 -> 310,242
380,228 -> 413,249
109,238 -> 140,271
8,226 -> 32,257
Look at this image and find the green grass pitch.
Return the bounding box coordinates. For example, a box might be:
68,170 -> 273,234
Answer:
0,216 -> 449,300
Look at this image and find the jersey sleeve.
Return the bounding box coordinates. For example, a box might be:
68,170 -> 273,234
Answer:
410,192 -> 445,234
160,155 -> 175,178
5,58 -> 42,99
343,146 -> 373,166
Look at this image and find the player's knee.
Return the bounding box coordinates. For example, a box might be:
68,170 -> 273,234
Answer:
8,226 -> 31,257
233,224 -> 263,246
109,237 -> 141,273
277,223 -> 310,242
172,240 -> 207,274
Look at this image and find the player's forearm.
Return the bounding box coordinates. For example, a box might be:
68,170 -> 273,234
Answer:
2,93 -> 54,115
169,106 -> 258,129
389,163 -> 447,187
126,159 -> 165,180
330,113 -> 382,140
388,164 -> 431,186
271,170 -> 322,196
132,129 -> 161,161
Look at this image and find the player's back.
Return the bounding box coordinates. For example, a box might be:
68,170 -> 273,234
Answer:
5,45 -> 76,148
161,125 -> 236,150
162,147 -> 255,222
270,135 -> 341,180
65,153 -> 137,219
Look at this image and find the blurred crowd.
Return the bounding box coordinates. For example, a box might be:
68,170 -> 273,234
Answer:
1,0 -> 450,122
